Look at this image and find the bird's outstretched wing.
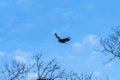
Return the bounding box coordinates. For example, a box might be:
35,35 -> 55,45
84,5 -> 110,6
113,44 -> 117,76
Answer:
55,33 -> 61,40
63,37 -> 70,42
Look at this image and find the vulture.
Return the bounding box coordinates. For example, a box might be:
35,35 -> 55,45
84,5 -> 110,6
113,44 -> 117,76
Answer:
55,33 -> 70,43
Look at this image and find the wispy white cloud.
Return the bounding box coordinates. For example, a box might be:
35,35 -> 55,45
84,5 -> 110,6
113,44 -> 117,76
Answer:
83,34 -> 99,46
65,53 -> 80,60
13,55 -> 27,63
27,73 -> 38,80
15,49 -> 31,54
12,49 -> 33,63
72,42 -> 83,51
88,51 -> 100,60
105,63 -> 112,68
93,71 -> 102,76
0,51 -> 6,57
72,34 -> 100,52
73,42 -> 82,48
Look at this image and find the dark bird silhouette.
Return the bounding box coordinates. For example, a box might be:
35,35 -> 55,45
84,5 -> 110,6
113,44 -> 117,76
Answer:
55,33 -> 70,43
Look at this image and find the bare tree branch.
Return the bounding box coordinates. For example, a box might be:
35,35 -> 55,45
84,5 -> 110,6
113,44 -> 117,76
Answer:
100,26 -> 120,62
0,54 -> 110,80
0,58 -> 33,80
32,54 -> 66,80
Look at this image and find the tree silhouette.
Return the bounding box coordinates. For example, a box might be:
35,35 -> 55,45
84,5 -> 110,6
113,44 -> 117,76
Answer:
0,58 -> 33,80
0,54 -> 109,80
32,54 -> 66,80
100,26 -> 120,62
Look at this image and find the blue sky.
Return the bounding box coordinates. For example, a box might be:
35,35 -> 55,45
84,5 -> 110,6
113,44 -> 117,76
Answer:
0,0 -> 120,80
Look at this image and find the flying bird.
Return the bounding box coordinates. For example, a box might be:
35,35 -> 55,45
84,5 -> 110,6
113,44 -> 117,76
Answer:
55,33 -> 70,43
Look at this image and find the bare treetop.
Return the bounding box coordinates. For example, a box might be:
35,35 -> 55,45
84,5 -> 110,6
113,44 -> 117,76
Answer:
100,26 -> 120,63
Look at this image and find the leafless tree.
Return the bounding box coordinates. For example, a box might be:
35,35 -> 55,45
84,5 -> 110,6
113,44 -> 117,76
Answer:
100,26 -> 120,63
0,54 -> 109,80
0,58 -> 33,80
32,54 -> 103,80
63,72 -> 94,80
32,54 -> 66,80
